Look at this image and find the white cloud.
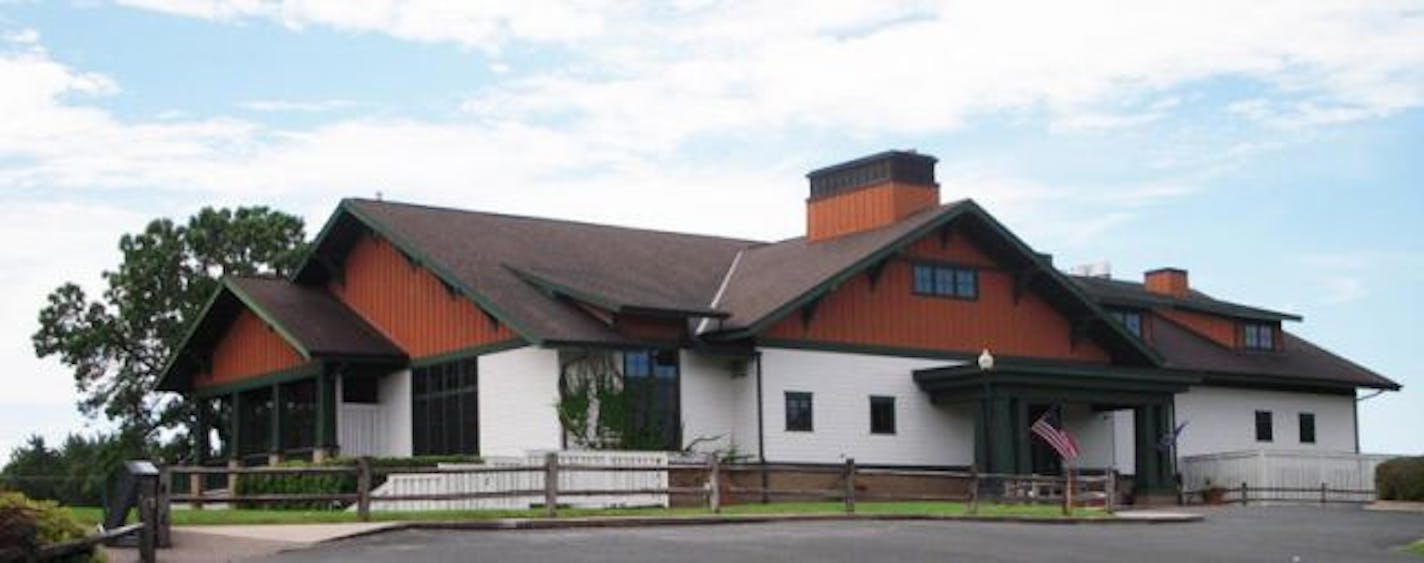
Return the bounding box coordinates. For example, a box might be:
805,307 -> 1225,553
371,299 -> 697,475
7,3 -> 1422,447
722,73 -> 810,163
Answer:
239,99 -> 358,113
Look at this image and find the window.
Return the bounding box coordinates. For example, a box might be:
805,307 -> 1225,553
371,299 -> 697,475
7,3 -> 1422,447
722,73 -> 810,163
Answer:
1111,310 -> 1144,338
411,357 -> 479,456
785,392 -> 813,432
622,350 -> 681,450
869,396 -> 896,435
1299,412 -> 1316,444
1255,410 -> 1273,442
912,263 -> 977,299
1243,323 -> 1275,350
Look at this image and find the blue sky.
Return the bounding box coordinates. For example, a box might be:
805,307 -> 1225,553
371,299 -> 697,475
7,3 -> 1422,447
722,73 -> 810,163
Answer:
0,1 -> 1420,458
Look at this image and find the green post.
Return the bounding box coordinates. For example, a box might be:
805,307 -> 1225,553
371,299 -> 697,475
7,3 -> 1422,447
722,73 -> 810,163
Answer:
229,392 -> 243,461
316,367 -> 337,451
193,399 -> 210,464
271,383 -> 284,459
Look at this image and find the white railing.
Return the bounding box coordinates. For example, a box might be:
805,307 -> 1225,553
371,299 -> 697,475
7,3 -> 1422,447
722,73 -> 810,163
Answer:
337,404 -> 386,458
366,450 -> 669,512
1180,449 -> 1395,502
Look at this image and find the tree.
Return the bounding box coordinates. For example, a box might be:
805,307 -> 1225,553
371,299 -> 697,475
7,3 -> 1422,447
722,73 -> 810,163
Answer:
32,207 -> 308,451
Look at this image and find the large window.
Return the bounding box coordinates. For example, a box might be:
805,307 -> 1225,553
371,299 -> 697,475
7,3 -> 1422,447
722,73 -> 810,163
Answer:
1255,410 -> 1273,442
1243,323 -> 1275,350
411,358 -> 479,456
785,392 -> 813,432
869,396 -> 896,435
622,350 -> 681,450
912,263 -> 978,300
1111,310 -> 1144,338
1299,412 -> 1316,444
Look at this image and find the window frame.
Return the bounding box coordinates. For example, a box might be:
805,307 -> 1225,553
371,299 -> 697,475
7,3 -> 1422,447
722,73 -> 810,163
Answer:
869,395 -> 896,435
621,349 -> 682,450
911,262 -> 979,300
1298,412 -> 1316,444
1254,410 -> 1273,442
784,391 -> 814,432
1242,322 -> 1276,351
1111,309 -> 1144,338
411,357 -> 480,457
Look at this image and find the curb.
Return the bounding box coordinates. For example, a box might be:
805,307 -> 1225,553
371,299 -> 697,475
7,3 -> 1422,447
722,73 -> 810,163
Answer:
317,511 -> 1203,541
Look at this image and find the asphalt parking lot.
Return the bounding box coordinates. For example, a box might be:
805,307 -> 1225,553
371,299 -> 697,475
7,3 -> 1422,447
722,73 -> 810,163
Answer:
257,505 -> 1424,563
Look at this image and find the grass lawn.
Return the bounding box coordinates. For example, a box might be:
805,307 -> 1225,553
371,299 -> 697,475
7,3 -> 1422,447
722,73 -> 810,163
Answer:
1407,539 -> 1424,556
67,501 -> 1103,527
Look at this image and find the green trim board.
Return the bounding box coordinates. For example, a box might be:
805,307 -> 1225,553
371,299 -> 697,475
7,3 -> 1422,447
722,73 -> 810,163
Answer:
307,200 -> 545,345
156,284 -> 229,392
718,201 -> 1162,366
409,339 -> 528,368
192,362 -> 322,398
223,278 -> 314,359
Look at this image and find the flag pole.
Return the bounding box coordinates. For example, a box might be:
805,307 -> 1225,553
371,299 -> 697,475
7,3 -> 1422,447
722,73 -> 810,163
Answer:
1063,460 -> 1073,516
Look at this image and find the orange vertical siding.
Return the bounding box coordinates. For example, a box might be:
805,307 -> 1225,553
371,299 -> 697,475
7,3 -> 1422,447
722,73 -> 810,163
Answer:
1156,309 -> 1240,348
332,233 -> 514,358
195,309 -> 305,389
807,182 -> 940,241
764,233 -> 1111,362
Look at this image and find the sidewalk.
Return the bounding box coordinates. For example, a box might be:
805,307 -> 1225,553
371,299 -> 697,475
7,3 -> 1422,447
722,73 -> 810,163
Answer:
102,523 -> 400,563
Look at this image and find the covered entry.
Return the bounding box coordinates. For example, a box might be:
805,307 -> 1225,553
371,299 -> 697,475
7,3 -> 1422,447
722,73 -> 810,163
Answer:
914,361 -> 1198,495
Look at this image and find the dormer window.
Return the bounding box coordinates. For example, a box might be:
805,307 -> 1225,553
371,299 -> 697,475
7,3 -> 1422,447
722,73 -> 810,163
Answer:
1111,310 -> 1143,338
1243,322 -> 1275,350
912,263 -> 977,300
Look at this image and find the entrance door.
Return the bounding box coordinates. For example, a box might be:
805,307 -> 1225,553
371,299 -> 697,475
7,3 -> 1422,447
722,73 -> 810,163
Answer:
1028,404 -> 1062,475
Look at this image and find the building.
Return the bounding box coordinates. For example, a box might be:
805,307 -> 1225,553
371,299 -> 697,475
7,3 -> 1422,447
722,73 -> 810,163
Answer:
156,150 -> 1399,498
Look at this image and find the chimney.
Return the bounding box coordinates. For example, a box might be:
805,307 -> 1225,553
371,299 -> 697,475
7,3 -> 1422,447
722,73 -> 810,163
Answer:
1144,267 -> 1189,298
805,150 -> 939,241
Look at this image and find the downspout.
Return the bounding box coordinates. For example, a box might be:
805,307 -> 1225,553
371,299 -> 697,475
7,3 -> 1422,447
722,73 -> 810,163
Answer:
755,350 -> 768,504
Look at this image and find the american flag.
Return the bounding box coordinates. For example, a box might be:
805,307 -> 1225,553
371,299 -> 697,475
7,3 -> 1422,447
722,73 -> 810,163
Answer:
1030,408 -> 1080,461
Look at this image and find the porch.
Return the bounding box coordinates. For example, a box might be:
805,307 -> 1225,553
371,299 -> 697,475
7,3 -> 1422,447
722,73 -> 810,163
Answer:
913,360 -> 1200,496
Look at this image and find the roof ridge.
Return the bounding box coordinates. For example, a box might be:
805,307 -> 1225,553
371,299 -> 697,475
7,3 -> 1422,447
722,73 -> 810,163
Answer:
346,197 -> 767,246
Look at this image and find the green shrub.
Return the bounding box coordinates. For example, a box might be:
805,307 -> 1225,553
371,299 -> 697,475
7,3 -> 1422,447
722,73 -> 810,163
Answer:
233,455 -> 481,510
0,491 -> 104,562
1376,456 -> 1424,501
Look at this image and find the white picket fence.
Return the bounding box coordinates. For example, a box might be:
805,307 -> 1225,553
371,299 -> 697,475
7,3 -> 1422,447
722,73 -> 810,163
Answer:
1180,449 -> 1394,502
365,450 -> 670,512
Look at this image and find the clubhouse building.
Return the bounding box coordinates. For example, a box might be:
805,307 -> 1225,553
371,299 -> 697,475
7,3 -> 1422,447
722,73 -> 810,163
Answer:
157,150 -> 1399,497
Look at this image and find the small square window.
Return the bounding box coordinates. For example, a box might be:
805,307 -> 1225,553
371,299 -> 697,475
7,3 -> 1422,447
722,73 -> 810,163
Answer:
870,396 -> 896,435
1299,412 -> 1316,444
911,263 -> 978,300
1255,410 -> 1273,442
785,392 -> 813,432
1243,323 -> 1275,350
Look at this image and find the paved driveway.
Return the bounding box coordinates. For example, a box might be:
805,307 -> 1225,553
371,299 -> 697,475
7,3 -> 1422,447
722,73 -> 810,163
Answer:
257,506 -> 1424,563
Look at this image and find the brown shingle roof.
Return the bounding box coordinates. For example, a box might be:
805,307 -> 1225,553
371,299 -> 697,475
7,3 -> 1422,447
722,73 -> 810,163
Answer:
340,199 -> 756,345
1072,275 -> 1301,321
228,277 -> 405,359
1151,312 -> 1397,389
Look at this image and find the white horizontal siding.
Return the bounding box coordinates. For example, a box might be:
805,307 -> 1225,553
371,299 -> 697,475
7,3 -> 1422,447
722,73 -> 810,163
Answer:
678,350 -> 740,454
758,348 -> 974,466
1174,386 -> 1355,457
479,346 -> 563,457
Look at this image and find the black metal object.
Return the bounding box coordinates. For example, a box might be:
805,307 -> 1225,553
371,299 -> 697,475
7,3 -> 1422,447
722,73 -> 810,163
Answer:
806,150 -> 938,200
101,460 -> 160,556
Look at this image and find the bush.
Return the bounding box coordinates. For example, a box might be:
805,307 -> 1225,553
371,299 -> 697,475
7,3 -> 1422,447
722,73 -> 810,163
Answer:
0,491 -> 104,562
1376,456 -> 1424,501
234,455 -> 481,510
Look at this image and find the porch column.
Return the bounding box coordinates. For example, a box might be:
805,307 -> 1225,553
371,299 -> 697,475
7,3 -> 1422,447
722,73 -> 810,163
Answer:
977,394 -> 1020,473
192,399 -> 210,464
314,366 -> 337,460
269,383 -> 284,465
1133,402 -> 1174,494
229,392 -> 242,461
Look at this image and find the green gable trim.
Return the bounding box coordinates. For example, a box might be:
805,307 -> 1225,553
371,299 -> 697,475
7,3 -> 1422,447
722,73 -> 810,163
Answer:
295,200 -> 545,346
409,339 -> 527,368
223,279 -> 313,360
156,284 -> 228,392
725,201 -> 1161,366
191,362 -> 322,398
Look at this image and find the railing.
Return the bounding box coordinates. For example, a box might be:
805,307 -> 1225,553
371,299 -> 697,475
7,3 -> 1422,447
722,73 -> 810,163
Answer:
1181,481 -> 1376,506
161,456 -> 1118,523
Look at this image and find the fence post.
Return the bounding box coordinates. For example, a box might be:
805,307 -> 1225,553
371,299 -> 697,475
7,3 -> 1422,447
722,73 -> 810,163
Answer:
356,456 -> 371,522
843,458 -> 856,515
1105,470 -> 1116,515
708,454 -> 721,514
968,466 -> 980,515
544,452 -> 559,518
138,474 -> 157,563
1061,473 -> 1071,516
1240,482 -> 1248,506
190,468 -> 204,511
156,465 -> 172,548
227,458 -> 240,498
1321,482 -> 1327,505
